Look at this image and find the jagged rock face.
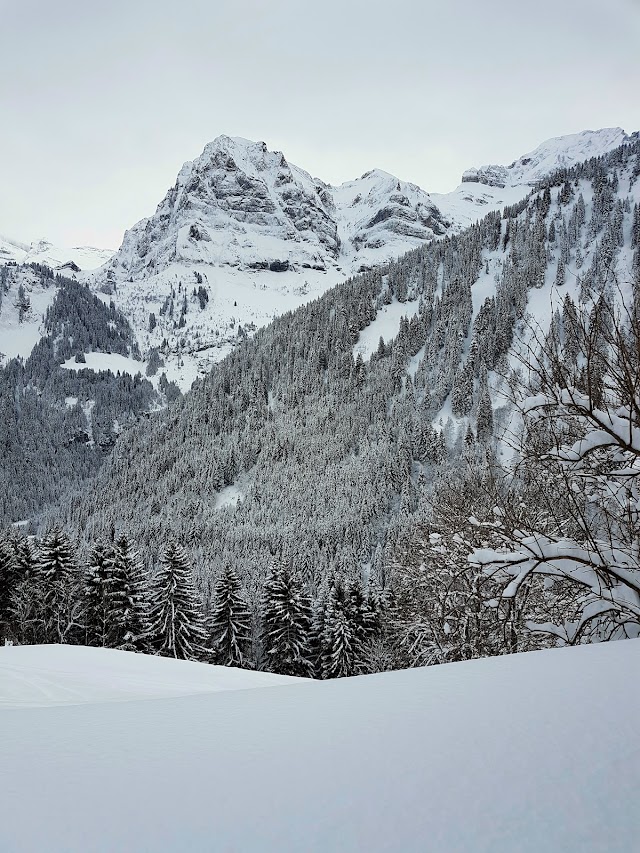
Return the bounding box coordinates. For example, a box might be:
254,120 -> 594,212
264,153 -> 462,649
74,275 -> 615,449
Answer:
461,165 -> 509,188
105,137 -> 451,283
337,170 -> 450,256
111,137 -> 341,279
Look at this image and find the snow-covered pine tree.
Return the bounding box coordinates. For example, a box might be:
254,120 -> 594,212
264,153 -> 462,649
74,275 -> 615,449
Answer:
209,565 -> 252,667
5,534 -> 39,644
347,578 -> 377,648
83,542 -> 114,647
35,527 -> 82,643
451,361 -> 474,417
148,541 -> 206,660
261,561 -> 312,676
109,535 -> 149,651
12,534 -> 35,579
476,389 -> 494,443
0,534 -> 18,642
321,578 -> 357,678
323,607 -> 355,678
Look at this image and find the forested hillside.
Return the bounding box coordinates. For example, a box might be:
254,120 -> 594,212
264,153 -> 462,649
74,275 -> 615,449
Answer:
0,267 -> 161,523
2,137 -> 639,677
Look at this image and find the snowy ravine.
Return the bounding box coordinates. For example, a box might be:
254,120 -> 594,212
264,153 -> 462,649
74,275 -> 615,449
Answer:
0,640 -> 638,852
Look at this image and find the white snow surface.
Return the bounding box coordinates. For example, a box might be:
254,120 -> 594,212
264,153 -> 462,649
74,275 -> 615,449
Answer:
353,297 -> 420,360
0,235 -> 113,271
0,645 -> 301,709
1,640 -> 638,852
61,351 -> 146,377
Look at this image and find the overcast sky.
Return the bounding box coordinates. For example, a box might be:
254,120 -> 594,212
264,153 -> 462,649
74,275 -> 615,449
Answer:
1,0 -> 639,249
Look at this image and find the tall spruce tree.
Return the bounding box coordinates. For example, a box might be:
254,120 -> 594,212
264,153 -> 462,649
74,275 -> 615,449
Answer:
209,566 -> 252,667
476,389 -> 494,442
261,561 -> 312,676
35,528 -> 81,643
321,578 -> 358,678
148,541 -> 206,660
0,534 -> 18,642
84,542 -> 114,647
109,535 -> 149,651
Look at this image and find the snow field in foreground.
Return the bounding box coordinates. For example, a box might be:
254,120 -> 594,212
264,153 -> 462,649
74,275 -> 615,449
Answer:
0,640 -> 638,852
0,645 -> 302,708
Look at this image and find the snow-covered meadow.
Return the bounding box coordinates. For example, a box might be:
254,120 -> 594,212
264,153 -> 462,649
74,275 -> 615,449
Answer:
1,641 -> 638,852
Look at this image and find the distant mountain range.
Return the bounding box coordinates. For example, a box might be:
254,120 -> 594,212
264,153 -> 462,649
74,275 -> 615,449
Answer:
0,235 -> 113,271
1,127 -> 635,392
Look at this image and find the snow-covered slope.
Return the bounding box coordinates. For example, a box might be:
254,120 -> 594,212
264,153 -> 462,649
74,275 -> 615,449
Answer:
0,264 -> 58,364
1,640 -> 638,851
466,127 -> 629,187
333,167 -> 449,270
0,645 -> 302,709
433,127 -> 633,229
0,234 -> 113,271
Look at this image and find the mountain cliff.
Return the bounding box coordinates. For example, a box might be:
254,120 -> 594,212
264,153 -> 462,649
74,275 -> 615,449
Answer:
84,128 -> 633,389
103,135 -> 451,285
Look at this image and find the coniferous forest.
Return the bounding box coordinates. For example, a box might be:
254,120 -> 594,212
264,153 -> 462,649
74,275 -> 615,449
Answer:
1,138 -> 640,678
3,4 -> 640,848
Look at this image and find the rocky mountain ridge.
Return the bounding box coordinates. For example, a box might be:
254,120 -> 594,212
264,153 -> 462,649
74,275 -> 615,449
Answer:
1,128 -> 634,392
102,135 -> 451,286
81,128 -> 632,389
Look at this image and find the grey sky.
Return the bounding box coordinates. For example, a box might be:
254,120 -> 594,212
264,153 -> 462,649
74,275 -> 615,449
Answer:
1,0 -> 639,249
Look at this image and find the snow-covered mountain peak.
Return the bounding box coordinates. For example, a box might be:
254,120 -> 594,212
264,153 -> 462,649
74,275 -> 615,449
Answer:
179,135 -> 295,186
105,134 -> 454,288
86,135 -> 456,388
462,127 -> 631,188
0,233 -> 113,271
433,127 -> 634,231
335,167 -> 430,207
332,167 -> 449,264
109,134 -> 340,291
506,126 -> 631,184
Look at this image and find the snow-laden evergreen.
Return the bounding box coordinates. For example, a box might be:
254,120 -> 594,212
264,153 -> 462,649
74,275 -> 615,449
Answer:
208,565 -> 252,666
147,541 -> 207,660
261,561 -> 313,677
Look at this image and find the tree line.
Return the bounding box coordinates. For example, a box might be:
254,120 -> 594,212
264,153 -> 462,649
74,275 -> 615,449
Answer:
0,528 -> 402,677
